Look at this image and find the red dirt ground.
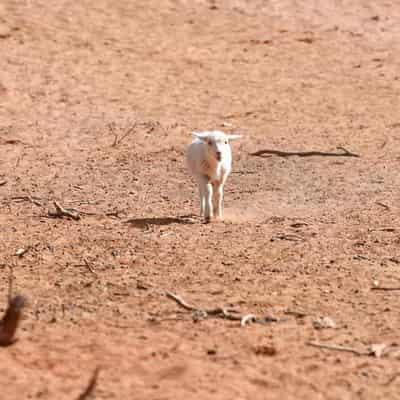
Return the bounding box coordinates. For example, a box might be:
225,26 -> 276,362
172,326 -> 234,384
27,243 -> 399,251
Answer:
1,1 -> 400,399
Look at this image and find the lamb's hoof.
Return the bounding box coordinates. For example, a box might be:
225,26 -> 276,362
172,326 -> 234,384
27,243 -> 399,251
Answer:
203,216 -> 211,224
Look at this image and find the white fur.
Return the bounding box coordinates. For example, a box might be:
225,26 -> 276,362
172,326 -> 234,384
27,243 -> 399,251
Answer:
186,130 -> 241,221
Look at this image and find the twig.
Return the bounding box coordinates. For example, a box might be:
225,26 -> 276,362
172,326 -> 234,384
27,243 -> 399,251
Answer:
165,291 -> 197,311
67,208 -> 98,216
371,287 -> 400,291
375,202 -> 390,210
48,201 -> 81,220
10,195 -> 42,206
75,367 -> 100,400
271,233 -> 304,242
0,295 -> 26,346
83,258 -> 97,276
370,227 -> 396,232
111,122 -> 137,147
307,341 -> 369,356
250,147 -> 360,158
165,291 -> 262,326
284,309 -> 308,318
384,372 -> 400,386
336,146 -> 360,157
223,109 -> 265,119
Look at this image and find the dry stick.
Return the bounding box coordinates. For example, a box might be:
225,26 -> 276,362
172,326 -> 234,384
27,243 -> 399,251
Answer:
307,341 -> 369,356
371,287 -> 400,291
166,291 -> 259,325
336,146 -> 360,157
111,122 -> 137,147
69,209 -> 98,216
83,258 -> 97,276
11,195 -> 42,206
75,367 -> 100,400
166,292 -> 238,315
284,309 -> 308,318
108,122 -> 118,146
375,201 -> 390,210
165,292 -> 197,311
250,147 -> 360,158
49,201 -> 81,220
384,372 -> 400,386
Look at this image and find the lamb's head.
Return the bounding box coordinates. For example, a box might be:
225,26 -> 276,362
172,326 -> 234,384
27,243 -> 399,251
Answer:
192,130 -> 242,163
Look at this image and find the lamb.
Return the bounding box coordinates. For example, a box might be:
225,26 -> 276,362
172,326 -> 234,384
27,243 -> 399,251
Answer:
186,130 -> 242,222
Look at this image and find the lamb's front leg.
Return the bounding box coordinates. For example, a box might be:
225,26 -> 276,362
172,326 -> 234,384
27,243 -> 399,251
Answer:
198,175 -> 213,222
212,182 -> 224,220
204,182 -> 213,223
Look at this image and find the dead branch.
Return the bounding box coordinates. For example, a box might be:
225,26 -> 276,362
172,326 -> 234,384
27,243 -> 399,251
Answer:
370,227 -> 396,232
306,341 -> 369,356
62,206 -> 99,216
75,367 -> 100,400
271,233 -> 304,242
336,146 -> 360,157
111,122 -> 137,147
223,109 -> 265,119
48,201 -> 81,220
165,291 -> 265,326
384,372 -> 400,386
284,309 -> 308,318
0,295 -> 26,346
165,291 -> 197,311
83,258 -> 97,276
371,287 -> 400,291
10,195 -> 42,206
250,147 -> 360,158
375,201 -> 390,210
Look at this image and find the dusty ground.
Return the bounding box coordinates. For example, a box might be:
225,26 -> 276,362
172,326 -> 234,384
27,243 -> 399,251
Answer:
1,0 -> 400,398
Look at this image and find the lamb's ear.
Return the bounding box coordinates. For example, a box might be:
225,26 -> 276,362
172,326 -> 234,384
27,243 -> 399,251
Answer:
226,134 -> 242,140
191,131 -> 208,142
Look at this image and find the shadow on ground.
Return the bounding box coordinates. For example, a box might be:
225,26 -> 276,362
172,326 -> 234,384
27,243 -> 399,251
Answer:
125,215 -> 197,228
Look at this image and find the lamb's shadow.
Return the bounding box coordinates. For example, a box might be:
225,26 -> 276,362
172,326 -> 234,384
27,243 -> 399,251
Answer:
250,147 -> 360,158
125,214 -> 197,228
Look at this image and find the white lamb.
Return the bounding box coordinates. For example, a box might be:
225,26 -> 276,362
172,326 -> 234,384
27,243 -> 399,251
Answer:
187,130 -> 242,222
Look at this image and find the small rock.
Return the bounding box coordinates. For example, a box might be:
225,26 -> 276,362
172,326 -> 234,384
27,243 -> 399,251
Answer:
253,345 -> 277,356
15,248 -> 28,257
313,316 -> 337,329
0,24 -> 11,39
369,343 -> 387,358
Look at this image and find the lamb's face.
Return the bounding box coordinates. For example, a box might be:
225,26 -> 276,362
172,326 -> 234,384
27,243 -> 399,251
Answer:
203,136 -> 230,162
192,130 -> 242,164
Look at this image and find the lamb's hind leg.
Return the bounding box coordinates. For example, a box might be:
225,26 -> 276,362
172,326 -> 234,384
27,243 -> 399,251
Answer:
198,182 -> 205,217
